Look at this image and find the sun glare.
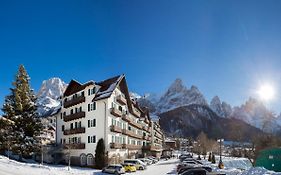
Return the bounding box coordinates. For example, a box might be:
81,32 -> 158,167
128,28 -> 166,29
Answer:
257,84 -> 275,101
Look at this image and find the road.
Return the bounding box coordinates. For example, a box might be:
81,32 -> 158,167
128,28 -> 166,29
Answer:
94,158 -> 179,175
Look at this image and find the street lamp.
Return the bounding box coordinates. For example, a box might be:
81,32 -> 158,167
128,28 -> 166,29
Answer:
217,139 -> 224,169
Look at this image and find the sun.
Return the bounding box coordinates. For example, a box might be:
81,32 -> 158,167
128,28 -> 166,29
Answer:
257,84 -> 275,101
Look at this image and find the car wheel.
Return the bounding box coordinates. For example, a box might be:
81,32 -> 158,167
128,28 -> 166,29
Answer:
139,167 -> 144,170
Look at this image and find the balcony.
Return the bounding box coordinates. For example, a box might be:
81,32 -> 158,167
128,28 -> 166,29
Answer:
110,143 -> 122,149
122,144 -> 142,150
110,125 -> 122,133
110,108 -> 122,118
117,95 -> 127,105
63,96 -> 85,108
64,127 -> 85,135
142,135 -> 149,140
122,129 -> 132,136
129,120 -> 143,129
64,143 -> 85,149
142,125 -> 149,132
142,145 -> 162,151
132,107 -> 141,118
155,132 -> 163,139
63,111 -> 85,122
122,114 -> 132,122
121,129 -> 140,139
144,118 -> 150,124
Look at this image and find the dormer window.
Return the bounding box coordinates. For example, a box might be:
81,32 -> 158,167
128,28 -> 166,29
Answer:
88,87 -> 96,96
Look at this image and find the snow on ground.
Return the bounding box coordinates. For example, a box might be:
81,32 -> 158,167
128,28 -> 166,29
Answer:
1,154 -> 281,175
0,155 -> 179,175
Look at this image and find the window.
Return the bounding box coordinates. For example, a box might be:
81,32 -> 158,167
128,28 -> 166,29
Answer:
78,121 -> 81,128
70,109 -> 73,114
75,122 -> 77,128
88,102 -> 96,111
70,123 -> 73,129
88,136 -> 96,143
118,105 -> 122,112
88,87 -> 96,96
62,125 -> 64,131
75,107 -> 78,113
79,106 -> 82,112
88,119 -> 96,127
63,112 -> 66,116
81,91 -> 84,97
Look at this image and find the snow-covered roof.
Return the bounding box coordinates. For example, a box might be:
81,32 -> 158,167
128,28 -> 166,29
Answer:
93,75 -> 124,101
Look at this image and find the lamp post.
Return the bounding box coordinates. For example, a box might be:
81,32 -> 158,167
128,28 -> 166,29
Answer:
218,139 -> 224,169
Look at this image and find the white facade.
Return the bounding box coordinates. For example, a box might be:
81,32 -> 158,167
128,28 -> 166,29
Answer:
55,75 -> 163,166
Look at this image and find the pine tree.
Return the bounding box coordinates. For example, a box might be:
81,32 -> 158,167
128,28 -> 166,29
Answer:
208,152 -> 212,162
211,154 -> 216,164
95,138 -> 106,169
2,65 -> 43,160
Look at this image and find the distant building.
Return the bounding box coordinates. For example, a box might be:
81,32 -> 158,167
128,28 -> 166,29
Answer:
255,148 -> 281,172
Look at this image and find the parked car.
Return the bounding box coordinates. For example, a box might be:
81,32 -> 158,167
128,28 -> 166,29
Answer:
179,168 -> 207,175
178,166 -> 212,174
123,159 -> 147,170
121,163 -> 137,172
138,158 -> 153,165
147,156 -> 158,163
102,164 -> 125,175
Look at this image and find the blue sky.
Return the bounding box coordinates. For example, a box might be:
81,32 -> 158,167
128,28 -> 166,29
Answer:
1,0 -> 281,114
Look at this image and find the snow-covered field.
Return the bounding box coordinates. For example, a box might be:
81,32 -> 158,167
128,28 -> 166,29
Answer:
0,155 -> 178,175
0,155 -> 281,175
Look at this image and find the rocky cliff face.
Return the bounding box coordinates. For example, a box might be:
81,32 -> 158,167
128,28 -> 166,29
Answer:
36,77 -> 67,117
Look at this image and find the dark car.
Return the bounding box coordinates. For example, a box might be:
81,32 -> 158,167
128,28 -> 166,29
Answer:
178,166 -> 212,174
180,168 -> 207,175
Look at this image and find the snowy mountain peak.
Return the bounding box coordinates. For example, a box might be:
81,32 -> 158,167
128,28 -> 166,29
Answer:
155,79 -> 208,114
37,77 -> 68,117
38,77 -> 67,100
166,78 -> 186,94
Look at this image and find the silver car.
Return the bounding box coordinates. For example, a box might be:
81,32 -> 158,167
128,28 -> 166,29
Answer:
102,164 -> 125,175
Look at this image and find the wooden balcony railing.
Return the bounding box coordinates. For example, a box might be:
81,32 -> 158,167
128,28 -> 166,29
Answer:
117,95 -> 126,105
110,108 -> 122,118
63,111 -> 85,122
110,125 -> 122,133
63,96 -> 85,108
132,107 -> 141,118
63,127 -> 85,135
64,143 -> 85,149
129,120 -> 143,130
142,145 -> 162,151
110,142 -> 123,149
122,144 -> 142,150
122,114 -> 132,122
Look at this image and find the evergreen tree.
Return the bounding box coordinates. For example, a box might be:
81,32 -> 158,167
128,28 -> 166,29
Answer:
95,138 -> 106,169
2,65 -> 42,160
211,154 -> 216,164
208,152 -> 212,162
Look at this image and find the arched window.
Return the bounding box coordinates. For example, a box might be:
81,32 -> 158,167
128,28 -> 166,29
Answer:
80,153 -> 87,166
87,154 -> 94,166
